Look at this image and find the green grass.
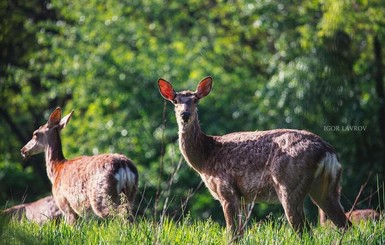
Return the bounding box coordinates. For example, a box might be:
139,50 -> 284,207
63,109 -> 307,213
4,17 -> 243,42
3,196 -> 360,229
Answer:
1,215 -> 384,245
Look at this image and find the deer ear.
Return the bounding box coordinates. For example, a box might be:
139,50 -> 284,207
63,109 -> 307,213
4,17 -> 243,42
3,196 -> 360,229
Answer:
48,107 -> 62,128
196,76 -> 212,99
158,78 -> 176,102
59,109 -> 74,130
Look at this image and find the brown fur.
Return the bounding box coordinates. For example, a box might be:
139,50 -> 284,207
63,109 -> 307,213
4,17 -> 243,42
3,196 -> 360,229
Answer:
2,195 -> 61,224
346,209 -> 380,223
321,209 -> 380,225
21,108 -> 138,224
159,77 -> 351,235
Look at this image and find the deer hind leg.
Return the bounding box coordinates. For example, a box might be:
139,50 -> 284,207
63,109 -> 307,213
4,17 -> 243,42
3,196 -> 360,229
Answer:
311,189 -> 350,229
121,182 -> 137,220
115,191 -> 135,222
273,174 -> 313,233
89,180 -> 120,218
310,166 -> 351,229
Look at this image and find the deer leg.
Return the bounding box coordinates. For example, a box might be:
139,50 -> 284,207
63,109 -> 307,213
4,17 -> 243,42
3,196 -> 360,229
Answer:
323,196 -> 351,229
310,167 -> 351,229
124,184 -> 138,220
90,187 -> 117,218
318,207 -> 327,225
280,194 -> 309,233
310,190 -> 351,229
273,174 -> 312,233
220,198 -> 246,244
56,198 -> 78,225
238,198 -> 249,232
64,211 -> 78,225
217,185 -> 242,239
221,198 -> 239,233
116,192 -> 135,222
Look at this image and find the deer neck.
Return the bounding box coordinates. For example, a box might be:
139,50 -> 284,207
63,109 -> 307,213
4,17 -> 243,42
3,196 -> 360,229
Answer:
44,128 -> 66,182
177,112 -> 212,172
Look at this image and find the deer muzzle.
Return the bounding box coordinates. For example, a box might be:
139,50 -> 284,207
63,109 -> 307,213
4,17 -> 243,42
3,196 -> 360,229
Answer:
21,147 -> 30,160
20,141 -> 34,160
180,111 -> 191,123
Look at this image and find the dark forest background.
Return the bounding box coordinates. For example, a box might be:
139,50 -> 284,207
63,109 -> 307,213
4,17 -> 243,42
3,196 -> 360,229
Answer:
1,0 -> 384,224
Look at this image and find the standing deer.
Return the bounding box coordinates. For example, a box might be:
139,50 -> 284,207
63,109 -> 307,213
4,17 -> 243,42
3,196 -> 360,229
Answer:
21,107 -> 138,224
2,195 -> 61,224
158,76 -> 351,236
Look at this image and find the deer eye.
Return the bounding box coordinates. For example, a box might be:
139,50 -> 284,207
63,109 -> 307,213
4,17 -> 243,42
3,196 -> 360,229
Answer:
172,99 -> 178,104
33,131 -> 41,137
193,97 -> 199,103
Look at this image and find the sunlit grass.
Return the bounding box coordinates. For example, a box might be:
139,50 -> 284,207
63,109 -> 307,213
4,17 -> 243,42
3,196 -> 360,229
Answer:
1,214 -> 384,244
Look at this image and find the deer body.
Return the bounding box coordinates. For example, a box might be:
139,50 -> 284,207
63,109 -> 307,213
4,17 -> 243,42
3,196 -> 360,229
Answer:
49,154 -> 137,220
346,209 -> 380,223
21,108 -> 138,224
185,130 -> 333,204
159,77 -> 351,235
320,209 -> 380,224
2,195 -> 61,224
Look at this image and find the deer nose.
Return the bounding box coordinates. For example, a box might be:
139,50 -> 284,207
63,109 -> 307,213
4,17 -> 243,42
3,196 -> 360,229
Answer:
180,111 -> 191,122
21,148 -> 28,159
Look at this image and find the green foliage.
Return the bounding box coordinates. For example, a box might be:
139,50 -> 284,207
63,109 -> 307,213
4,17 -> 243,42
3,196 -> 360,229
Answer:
1,0 -> 384,224
0,158 -> 48,208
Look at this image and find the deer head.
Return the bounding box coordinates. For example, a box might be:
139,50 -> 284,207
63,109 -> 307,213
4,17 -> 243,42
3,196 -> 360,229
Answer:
158,76 -> 212,128
21,107 -> 73,159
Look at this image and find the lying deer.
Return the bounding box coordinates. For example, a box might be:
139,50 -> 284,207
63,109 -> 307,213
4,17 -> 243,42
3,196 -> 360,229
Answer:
346,209 -> 380,223
158,76 -> 351,236
2,195 -> 61,224
21,108 -> 138,224
320,208 -> 380,225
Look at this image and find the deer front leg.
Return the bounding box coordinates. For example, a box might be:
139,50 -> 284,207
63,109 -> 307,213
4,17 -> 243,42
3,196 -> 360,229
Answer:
56,197 -> 78,225
221,199 -> 237,232
219,195 -> 243,241
64,210 -> 78,225
214,181 -> 243,238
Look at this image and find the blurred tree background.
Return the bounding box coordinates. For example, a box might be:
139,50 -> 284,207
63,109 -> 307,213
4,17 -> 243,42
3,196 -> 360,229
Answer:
1,0 -> 384,224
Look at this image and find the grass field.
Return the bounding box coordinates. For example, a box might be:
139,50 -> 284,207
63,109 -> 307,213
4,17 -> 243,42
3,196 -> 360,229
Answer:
1,214 -> 384,245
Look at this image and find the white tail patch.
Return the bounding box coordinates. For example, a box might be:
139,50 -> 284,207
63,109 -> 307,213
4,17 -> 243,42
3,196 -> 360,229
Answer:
114,167 -> 136,193
314,152 -> 341,182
